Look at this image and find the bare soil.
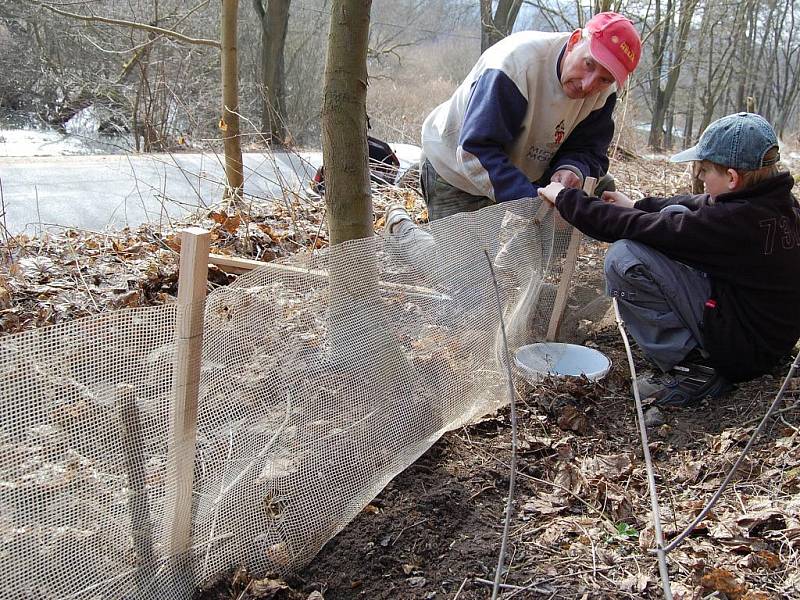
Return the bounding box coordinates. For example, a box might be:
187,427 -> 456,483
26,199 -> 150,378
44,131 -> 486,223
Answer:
196,352 -> 800,599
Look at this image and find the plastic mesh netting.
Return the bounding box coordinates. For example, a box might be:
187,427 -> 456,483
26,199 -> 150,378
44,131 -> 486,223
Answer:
0,198 -> 575,598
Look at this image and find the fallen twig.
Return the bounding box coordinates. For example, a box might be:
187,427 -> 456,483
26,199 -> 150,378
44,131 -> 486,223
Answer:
66,239 -> 101,312
392,518 -> 428,546
452,577 -> 468,599
612,298 -> 673,600
474,577 -> 523,591
740,402 -> 798,427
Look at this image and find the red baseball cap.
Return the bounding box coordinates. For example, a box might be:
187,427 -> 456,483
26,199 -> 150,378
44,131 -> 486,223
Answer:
585,12 -> 641,87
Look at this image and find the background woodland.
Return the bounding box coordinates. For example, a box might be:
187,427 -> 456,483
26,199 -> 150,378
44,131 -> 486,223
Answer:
3,0 -> 800,156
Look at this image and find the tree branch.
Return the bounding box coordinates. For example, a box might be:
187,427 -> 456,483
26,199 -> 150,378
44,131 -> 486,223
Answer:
39,2 -> 221,48
252,0 -> 266,20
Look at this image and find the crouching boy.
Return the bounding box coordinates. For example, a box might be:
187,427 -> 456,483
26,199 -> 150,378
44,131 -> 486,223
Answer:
538,112 -> 800,407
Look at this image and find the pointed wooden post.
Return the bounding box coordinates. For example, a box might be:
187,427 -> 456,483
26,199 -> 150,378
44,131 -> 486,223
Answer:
546,177 -> 596,341
165,227 -> 209,561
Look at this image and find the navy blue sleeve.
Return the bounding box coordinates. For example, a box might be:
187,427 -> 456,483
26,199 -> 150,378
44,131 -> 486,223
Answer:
458,69 -> 539,202
549,93 -> 616,180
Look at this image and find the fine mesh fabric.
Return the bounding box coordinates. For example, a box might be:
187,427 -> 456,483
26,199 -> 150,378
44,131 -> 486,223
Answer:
0,198 -> 578,598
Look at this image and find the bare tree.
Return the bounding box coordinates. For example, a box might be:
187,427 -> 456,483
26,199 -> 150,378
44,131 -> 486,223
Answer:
647,0 -> 697,150
368,0 -> 474,63
763,0 -> 800,137
31,0 -> 220,148
480,0 -> 523,52
696,9 -> 741,135
252,0 -> 290,145
221,0 -> 244,202
322,0 -> 372,244
681,63 -> 700,147
733,0 -> 760,111
33,1 -> 245,198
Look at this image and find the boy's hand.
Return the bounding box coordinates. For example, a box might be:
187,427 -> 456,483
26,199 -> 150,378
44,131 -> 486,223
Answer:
550,169 -> 582,189
538,182 -> 565,205
601,190 -> 636,208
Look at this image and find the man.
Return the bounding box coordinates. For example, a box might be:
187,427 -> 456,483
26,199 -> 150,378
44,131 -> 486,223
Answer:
386,11 -> 641,231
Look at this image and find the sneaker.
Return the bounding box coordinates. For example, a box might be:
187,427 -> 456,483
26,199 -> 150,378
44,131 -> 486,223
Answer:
384,204 -> 412,234
635,360 -> 733,408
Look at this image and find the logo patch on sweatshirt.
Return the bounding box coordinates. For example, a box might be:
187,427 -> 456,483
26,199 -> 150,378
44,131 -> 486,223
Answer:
554,120 -> 565,145
526,146 -> 553,162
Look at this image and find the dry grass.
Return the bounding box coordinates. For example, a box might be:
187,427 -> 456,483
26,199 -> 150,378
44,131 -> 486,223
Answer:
367,76 -> 457,144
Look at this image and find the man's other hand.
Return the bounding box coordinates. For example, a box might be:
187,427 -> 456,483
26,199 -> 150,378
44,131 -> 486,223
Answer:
550,169 -> 582,189
538,182 -> 565,205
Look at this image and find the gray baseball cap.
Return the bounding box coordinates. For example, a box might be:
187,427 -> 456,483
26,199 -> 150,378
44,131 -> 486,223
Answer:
670,112 -> 779,170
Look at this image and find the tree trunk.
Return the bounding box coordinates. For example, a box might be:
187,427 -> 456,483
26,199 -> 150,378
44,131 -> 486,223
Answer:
480,0 -> 523,53
254,0 -> 290,145
747,1 -> 778,112
221,0 -> 244,204
735,0 -> 758,111
665,106 -> 675,149
682,2 -> 711,148
647,0 -> 672,150
683,63 -> 699,147
322,0 -> 409,378
648,89 -> 666,150
662,0 -> 697,149
322,0 -> 374,357
697,7 -> 741,135
323,0 -> 372,245
480,0 -> 493,52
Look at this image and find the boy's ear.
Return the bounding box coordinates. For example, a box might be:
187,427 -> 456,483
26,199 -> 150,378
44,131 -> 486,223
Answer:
727,168 -> 741,190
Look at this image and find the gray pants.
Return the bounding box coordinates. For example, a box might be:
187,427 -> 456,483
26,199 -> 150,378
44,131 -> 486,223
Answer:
604,235 -> 711,372
386,160 -> 493,280
420,159 -> 494,221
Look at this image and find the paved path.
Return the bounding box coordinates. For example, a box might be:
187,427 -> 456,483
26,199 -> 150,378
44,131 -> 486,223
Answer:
0,151 -> 322,235
0,143 -> 422,236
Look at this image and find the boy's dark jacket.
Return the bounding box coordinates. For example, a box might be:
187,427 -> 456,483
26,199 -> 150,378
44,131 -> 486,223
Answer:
555,172 -> 800,382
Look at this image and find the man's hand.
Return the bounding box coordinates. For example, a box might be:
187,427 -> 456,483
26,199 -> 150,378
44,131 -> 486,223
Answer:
550,169 -> 582,189
601,190 -> 636,208
538,182 -> 565,205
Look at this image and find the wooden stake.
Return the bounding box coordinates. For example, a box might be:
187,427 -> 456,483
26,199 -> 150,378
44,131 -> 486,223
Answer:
166,227 -> 210,557
208,253 -> 451,301
546,177 -> 597,341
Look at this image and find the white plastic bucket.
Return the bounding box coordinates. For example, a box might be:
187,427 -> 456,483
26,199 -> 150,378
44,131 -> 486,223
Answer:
514,342 -> 610,383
